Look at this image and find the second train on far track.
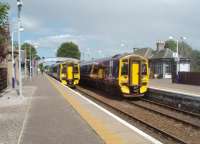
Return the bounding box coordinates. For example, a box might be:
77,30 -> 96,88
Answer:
48,59 -> 80,88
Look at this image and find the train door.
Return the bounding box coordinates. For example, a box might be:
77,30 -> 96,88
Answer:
67,65 -> 73,81
131,62 -> 140,86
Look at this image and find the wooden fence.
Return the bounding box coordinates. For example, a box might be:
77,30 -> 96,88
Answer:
0,68 -> 7,92
178,72 -> 200,86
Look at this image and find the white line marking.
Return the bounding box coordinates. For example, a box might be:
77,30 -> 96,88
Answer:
50,78 -> 163,144
149,86 -> 200,97
17,96 -> 32,144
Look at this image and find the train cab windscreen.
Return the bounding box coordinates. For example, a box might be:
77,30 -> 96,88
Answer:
73,65 -> 79,73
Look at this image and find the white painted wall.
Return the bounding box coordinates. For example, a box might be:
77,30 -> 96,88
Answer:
180,63 -> 190,72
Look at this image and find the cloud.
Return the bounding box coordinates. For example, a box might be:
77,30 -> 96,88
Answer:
4,0 -> 200,58
25,33 -> 95,58
21,16 -> 41,32
36,34 -> 85,48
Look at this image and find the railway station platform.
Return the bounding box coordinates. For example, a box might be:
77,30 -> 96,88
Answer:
1,74 -> 163,144
149,79 -> 200,97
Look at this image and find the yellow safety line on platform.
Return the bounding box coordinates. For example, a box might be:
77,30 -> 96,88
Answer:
46,75 -> 124,144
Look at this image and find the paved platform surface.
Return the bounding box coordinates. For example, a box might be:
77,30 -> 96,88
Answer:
0,85 -> 36,144
149,79 -> 200,97
19,75 -> 103,144
1,75 -> 162,144
46,75 -> 161,144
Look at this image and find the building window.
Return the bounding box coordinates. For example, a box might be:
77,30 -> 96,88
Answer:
141,64 -> 147,75
165,63 -> 171,74
155,63 -> 163,75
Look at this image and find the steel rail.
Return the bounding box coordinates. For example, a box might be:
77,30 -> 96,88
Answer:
141,98 -> 200,118
127,100 -> 200,129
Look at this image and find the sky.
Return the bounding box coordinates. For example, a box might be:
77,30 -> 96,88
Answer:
3,0 -> 200,60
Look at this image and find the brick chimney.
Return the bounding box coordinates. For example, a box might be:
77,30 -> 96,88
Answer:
156,40 -> 165,52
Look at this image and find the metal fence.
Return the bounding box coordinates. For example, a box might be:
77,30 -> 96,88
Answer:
0,68 -> 7,92
178,72 -> 200,86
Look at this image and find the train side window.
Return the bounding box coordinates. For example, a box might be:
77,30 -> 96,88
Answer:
121,63 -> 128,75
141,64 -> 147,75
113,60 -> 119,78
53,67 -> 57,73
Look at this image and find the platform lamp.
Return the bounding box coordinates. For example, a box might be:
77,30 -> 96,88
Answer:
17,0 -> 23,96
169,36 -> 186,75
120,41 -> 129,54
11,26 -> 24,88
30,44 -> 39,79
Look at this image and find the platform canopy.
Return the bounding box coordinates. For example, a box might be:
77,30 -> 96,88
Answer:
38,57 -> 80,64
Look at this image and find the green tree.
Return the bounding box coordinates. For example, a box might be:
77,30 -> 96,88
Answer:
56,42 -> 80,59
0,2 -> 9,52
164,40 -> 177,52
165,40 -> 192,57
178,41 -> 193,58
13,41 -> 18,49
191,50 -> 200,72
21,43 -> 37,59
0,2 -> 9,28
39,63 -> 44,71
34,55 -> 41,60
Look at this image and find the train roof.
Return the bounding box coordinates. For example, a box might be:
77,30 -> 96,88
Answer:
60,58 -> 80,63
81,53 -> 147,66
50,58 -> 79,67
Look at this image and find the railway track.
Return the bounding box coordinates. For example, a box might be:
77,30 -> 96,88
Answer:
141,98 -> 200,118
76,86 -> 200,144
128,99 -> 200,129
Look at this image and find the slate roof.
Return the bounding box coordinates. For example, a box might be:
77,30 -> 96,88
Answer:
151,48 -> 187,59
134,47 -> 187,60
151,48 -> 173,59
133,48 -> 153,58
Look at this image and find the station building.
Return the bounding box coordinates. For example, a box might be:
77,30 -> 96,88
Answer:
134,41 -> 190,79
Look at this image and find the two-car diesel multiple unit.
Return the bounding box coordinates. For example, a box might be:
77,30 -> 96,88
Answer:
80,53 -> 149,97
49,61 -> 80,87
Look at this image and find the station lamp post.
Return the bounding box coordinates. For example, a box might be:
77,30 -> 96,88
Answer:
29,45 -> 32,79
169,36 -> 186,75
17,0 -> 23,96
11,26 -> 24,88
120,42 -> 129,54
30,44 -> 39,79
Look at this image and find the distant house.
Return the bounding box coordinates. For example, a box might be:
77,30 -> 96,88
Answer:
134,41 -> 190,79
